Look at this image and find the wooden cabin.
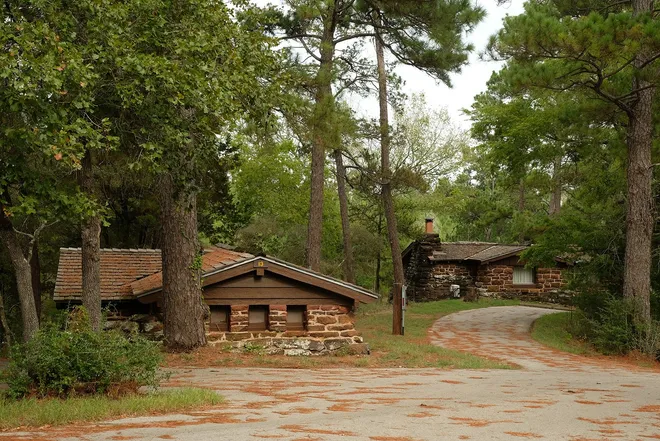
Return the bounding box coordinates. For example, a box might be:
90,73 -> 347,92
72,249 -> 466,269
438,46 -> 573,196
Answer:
54,246 -> 377,355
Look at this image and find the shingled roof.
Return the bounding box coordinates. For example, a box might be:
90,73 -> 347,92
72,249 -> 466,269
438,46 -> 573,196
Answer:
428,242 -> 528,264
129,247 -> 253,296
54,246 -> 253,302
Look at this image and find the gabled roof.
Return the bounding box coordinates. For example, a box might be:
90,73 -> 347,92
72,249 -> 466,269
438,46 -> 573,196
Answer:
136,255 -> 377,304
465,244 -> 528,263
54,246 -> 253,302
204,255 -> 378,303
129,247 -> 253,296
54,246 -> 377,304
426,241 -> 528,264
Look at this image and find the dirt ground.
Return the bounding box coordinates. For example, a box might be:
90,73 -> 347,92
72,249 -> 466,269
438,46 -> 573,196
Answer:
3,306 -> 659,441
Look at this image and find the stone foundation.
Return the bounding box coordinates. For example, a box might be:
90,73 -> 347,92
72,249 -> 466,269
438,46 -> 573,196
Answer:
205,304 -> 368,355
100,303 -> 370,355
213,336 -> 369,356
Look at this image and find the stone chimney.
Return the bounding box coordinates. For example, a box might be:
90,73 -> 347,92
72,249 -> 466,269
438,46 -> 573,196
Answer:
425,218 -> 434,234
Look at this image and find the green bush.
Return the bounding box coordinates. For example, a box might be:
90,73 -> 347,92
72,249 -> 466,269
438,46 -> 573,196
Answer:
3,324 -> 164,399
651,290 -> 660,321
585,296 -> 635,354
574,292 -> 660,356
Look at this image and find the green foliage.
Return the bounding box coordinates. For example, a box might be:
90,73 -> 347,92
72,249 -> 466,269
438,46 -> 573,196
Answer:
583,295 -> 636,354
3,318 -> 164,398
573,292 -> 660,356
355,0 -> 486,86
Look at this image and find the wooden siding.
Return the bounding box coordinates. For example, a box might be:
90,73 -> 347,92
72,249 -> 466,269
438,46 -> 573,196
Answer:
203,273 -> 351,306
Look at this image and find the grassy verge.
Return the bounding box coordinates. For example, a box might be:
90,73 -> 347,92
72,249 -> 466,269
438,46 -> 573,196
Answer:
0,388 -> 222,430
531,311 -> 594,355
167,298 -> 520,369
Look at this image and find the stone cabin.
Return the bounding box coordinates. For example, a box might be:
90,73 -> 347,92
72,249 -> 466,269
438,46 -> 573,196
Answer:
54,246 -> 377,355
402,219 -> 570,304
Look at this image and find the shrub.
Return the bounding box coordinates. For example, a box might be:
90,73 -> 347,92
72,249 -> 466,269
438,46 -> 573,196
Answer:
585,296 -> 635,354
574,292 -> 660,356
3,324 -> 164,399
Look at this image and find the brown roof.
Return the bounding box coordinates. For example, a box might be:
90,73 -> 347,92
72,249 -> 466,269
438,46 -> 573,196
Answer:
429,242 -> 528,263
467,244 -> 528,263
130,247 -> 253,296
54,248 -> 162,301
54,246 -> 253,302
135,254 -> 377,304
55,246 -> 377,304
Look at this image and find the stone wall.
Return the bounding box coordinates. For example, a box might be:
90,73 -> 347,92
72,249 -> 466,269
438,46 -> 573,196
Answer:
404,235 -> 475,301
477,264 -> 571,304
403,235 -> 573,304
206,304 -> 368,356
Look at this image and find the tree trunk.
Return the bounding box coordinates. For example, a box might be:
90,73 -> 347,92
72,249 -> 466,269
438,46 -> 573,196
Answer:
160,174 -> 207,351
518,178 -> 525,243
306,4 -> 338,271
549,156 -> 562,216
375,27 -> 404,335
0,207 -> 39,342
334,150 -> 356,284
374,213 -> 383,294
622,0 -> 655,324
81,151 -> 102,331
30,240 -> 41,323
0,291 -> 12,349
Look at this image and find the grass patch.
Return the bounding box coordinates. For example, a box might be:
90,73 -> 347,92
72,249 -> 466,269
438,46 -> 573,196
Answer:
0,387 -> 222,430
531,311 -> 594,355
167,299 -> 520,369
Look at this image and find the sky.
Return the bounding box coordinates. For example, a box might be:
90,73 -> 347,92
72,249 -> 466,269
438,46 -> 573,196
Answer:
257,0 -> 526,130
383,0 -> 525,129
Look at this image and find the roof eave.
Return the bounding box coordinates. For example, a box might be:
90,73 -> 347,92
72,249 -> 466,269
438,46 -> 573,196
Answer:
136,255 -> 378,301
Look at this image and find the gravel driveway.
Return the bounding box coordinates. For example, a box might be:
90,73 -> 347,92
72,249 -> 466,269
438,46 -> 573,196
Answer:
5,306 -> 660,441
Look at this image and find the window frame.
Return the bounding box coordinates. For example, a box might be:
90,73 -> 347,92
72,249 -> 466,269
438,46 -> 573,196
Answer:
512,266 -> 535,286
209,305 -> 229,332
286,305 -> 307,331
248,305 -> 269,331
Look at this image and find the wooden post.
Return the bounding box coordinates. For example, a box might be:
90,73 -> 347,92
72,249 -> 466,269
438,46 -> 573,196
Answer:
392,282 -> 403,335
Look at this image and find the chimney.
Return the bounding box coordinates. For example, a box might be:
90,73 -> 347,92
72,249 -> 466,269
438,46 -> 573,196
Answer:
425,218 -> 434,234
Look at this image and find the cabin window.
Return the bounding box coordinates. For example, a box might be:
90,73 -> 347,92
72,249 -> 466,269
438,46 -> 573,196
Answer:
286,306 -> 306,331
513,267 -> 535,285
209,305 -> 229,332
248,305 -> 268,331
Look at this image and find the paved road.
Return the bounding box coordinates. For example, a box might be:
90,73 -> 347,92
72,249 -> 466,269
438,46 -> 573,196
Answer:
5,306 -> 660,441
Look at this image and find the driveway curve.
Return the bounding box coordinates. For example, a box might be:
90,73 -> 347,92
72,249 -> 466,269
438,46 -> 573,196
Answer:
430,305 -> 612,371
4,306 -> 660,441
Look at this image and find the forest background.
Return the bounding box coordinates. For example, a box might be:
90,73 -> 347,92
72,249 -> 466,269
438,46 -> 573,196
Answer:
1,0 -> 658,351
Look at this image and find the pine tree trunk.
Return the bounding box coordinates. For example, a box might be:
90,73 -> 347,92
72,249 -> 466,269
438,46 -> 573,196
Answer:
160,174 -> 207,351
81,151 -> 102,331
306,4 -> 338,271
622,0 -> 655,324
518,178 -> 525,243
30,240 -> 41,323
334,149 -> 356,283
549,157 -> 562,216
375,28 -> 404,335
0,291 -> 12,348
0,207 -> 39,342
375,213 -> 383,294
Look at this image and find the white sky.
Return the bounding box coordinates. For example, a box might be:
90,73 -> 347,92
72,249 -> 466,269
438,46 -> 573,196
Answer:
256,0 -> 526,130
388,0 -> 525,129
